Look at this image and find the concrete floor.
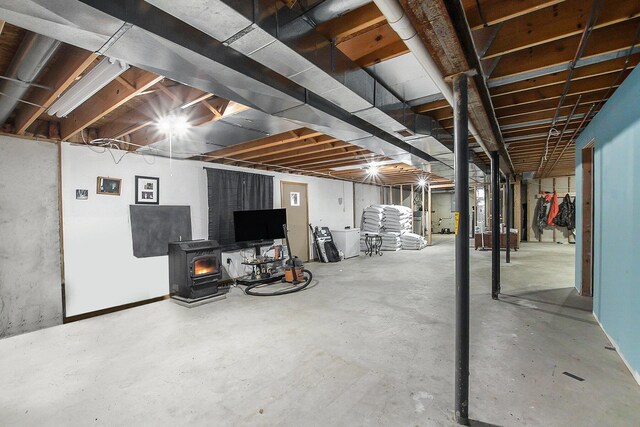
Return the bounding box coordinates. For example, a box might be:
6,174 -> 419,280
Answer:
1,236 -> 639,426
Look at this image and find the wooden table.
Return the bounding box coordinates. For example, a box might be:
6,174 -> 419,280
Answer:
474,231 -> 519,251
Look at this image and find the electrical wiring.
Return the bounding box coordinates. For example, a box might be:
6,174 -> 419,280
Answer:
537,0 -> 604,175
76,136 -> 384,181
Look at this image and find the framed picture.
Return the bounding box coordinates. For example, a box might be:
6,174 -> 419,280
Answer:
96,177 -> 121,195
76,189 -> 88,200
135,175 -> 159,205
290,191 -> 300,206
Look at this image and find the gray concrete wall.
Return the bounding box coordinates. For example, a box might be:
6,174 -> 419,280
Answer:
0,135 -> 62,338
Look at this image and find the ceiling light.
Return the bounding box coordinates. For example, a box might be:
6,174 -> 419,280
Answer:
47,57 -> 129,118
157,114 -> 190,135
368,164 -> 379,176
418,178 -> 427,187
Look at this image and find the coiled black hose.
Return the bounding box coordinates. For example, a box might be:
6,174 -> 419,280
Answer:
243,269 -> 313,297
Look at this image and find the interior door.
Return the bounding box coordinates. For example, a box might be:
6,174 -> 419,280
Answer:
281,181 -> 309,262
581,145 -> 594,296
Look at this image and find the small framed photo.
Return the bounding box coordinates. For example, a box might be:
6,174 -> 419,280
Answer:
96,177 -> 121,196
290,191 -> 300,206
76,189 -> 88,200
135,175 -> 159,205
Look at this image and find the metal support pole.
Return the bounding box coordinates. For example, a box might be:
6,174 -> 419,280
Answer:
453,73 -> 470,426
506,175 -> 511,263
428,185 -> 432,245
491,151 -> 500,300
421,185 -> 426,237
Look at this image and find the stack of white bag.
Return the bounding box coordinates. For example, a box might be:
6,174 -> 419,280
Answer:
401,232 -> 427,250
381,205 -> 412,233
361,205 -> 384,233
380,231 -> 402,251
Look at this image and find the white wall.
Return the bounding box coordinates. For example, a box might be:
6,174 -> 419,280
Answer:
0,135 -> 62,337
353,183 -> 382,227
61,143 -> 354,316
431,192 -> 455,231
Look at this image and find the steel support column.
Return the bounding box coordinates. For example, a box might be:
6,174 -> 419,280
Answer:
506,175 -> 511,263
453,73 -> 470,426
491,151 -> 500,299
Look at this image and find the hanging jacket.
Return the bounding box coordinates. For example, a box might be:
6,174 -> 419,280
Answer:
547,192 -> 559,225
534,196 -> 549,234
555,194 -> 575,230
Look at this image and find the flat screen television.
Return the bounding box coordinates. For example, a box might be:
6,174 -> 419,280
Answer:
233,208 -> 287,243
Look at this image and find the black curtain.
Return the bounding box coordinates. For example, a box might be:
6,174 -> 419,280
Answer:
206,168 -> 273,245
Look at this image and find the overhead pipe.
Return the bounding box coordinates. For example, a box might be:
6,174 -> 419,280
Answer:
0,32 -> 60,126
372,0 -> 491,157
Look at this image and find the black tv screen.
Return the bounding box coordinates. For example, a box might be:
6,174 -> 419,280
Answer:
233,208 -> 287,243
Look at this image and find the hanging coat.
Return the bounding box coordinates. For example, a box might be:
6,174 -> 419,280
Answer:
555,194 -> 575,230
535,196 -> 548,234
547,192 -> 559,225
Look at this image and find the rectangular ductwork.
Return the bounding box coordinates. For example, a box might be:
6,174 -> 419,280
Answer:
0,0 -> 485,182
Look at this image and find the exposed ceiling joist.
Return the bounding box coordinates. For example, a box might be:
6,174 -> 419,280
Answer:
15,46 -> 97,135
204,129 -> 323,160
489,55 -> 639,96
463,0 -> 564,30
491,17 -> 640,79
59,69 -> 163,141
315,3 -> 386,41
484,0 -> 640,59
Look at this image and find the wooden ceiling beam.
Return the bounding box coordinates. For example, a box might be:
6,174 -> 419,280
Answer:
315,3 -> 386,41
59,69 -> 163,141
204,129 -> 322,159
337,23 -> 408,66
15,47 -> 97,135
498,104 -> 594,127
356,40 -> 409,67
230,136 -> 336,162
489,55 -> 638,96
484,0 -> 640,59
311,156 -> 388,172
413,99 -> 450,114
491,17 -> 640,79
98,86 -> 185,139
492,73 -> 622,108
277,147 -> 370,167
244,138 -> 347,163
496,92 -> 607,118
463,0 -> 564,30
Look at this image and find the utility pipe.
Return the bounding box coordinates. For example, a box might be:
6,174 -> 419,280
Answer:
373,0 -> 490,157
453,73 -> 470,426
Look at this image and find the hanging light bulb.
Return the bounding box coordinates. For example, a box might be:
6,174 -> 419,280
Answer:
157,114 -> 189,135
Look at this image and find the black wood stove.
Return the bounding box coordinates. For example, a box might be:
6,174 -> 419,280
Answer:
168,240 -> 230,301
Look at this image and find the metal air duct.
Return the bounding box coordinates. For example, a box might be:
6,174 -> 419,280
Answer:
0,31 -> 60,126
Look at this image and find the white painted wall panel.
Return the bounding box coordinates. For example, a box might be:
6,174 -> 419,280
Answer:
354,183 -> 381,226
61,143 -> 354,316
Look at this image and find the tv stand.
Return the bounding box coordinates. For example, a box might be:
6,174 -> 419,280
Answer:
236,258 -> 284,285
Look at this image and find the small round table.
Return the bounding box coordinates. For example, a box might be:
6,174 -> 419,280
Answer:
364,233 -> 383,257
